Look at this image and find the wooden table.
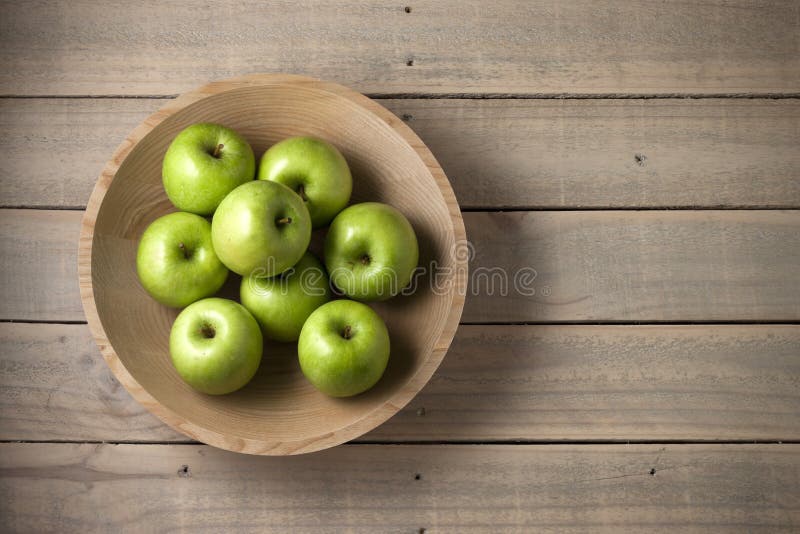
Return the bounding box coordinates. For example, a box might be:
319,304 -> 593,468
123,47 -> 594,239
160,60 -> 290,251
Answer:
1,1 -> 799,531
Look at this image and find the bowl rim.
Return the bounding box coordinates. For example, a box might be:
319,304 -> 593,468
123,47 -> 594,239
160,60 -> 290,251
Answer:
78,74 -> 468,455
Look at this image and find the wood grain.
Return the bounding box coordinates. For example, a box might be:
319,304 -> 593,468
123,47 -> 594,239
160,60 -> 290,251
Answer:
3,323 -> 800,443
0,0 -> 796,528
2,443 -> 799,532
4,209 -> 799,323
0,1 -> 798,96
369,324 -> 800,442
463,210 -> 800,323
402,99 -> 800,209
0,210 -> 80,322
4,98 -> 800,209
0,99 -> 156,208
0,323 -> 183,442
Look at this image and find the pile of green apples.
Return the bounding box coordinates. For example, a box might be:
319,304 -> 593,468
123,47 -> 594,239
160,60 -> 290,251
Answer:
136,123 -> 418,397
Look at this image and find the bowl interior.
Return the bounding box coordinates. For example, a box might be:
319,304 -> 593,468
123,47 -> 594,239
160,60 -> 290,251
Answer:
91,84 -> 457,449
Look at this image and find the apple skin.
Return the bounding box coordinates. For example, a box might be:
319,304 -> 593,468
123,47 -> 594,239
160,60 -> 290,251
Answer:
169,298 -> 263,395
136,212 -> 228,308
324,202 -> 419,301
298,300 -> 390,397
258,136 -> 352,228
162,123 -> 256,215
211,180 -> 312,277
240,252 -> 332,342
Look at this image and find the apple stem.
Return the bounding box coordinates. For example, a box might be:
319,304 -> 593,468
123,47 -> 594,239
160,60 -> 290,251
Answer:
342,325 -> 352,339
200,324 -> 215,339
360,254 -> 370,265
276,217 -> 292,225
212,143 -> 224,158
178,242 -> 189,259
297,184 -> 308,201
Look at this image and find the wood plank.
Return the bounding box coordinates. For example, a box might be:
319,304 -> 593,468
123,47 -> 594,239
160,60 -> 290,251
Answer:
1,443 -> 798,532
369,324 -> 800,442
0,323 -> 183,442
0,99 -> 156,208
3,323 -> 799,443
0,210 -> 80,322
3,209 -> 798,323
4,98 -> 800,209
402,99 -> 800,209
463,210 -> 800,323
1,1 -> 798,96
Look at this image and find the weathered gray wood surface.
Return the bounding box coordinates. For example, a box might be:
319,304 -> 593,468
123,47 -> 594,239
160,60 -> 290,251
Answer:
3,98 -> 799,209
2,443 -> 798,532
0,210 -> 80,322
3,323 -> 799,443
1,1 -> 798,96
2,0 -> 799,530
464,210 -> 800,323
3,209 -> 798,323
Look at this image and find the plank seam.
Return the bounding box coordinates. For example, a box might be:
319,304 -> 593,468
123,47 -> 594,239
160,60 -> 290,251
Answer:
459,207 -> 800,212
1,93 -> 800,100
459,320 -> 800,326
369,93 -> 800,100
355,439 -> 800,445
0,206 -> 87,211
1,439 -> 798,446
0,319 -> 89,325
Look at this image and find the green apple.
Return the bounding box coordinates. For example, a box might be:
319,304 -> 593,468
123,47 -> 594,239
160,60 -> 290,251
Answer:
240,252 -> 332,342
163,123 -> 255,215
211,180 -> 312,277
324,202 -> 419,301
298,300 -> 390,397
136,212 -> 228,308
258,136 -> 352,228
169,298 -> 263,395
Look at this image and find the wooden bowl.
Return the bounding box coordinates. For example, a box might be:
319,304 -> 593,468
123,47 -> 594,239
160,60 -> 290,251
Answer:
78,74 -> 467,455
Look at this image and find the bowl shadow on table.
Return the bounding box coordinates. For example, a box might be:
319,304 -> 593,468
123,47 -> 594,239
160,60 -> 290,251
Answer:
210,217 -> 439,420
